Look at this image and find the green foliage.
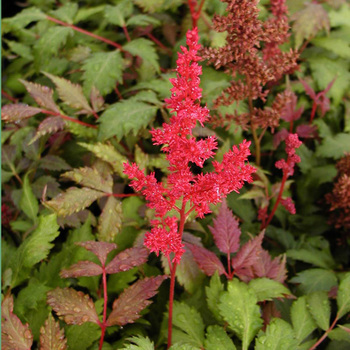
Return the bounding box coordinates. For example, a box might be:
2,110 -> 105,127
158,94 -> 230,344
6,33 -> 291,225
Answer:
204,325 -> 236,350
248,278 -> 292,302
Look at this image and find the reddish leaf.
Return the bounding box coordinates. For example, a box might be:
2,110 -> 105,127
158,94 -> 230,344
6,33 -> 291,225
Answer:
31,116 -> 66,143
76,241 -> 117,266
47,288 -> 100,325
186,243 -> 226,277
280,92 -> 304,122
40,313 -> 67,350
1,294 -> 33,350
90,86 -> 105,112
19,79 -> 60,113
106,275 -> 167,326
299,79 -> 317,100
105,247 -> 149,274
296,124 -> 318,138
208,199 -> 241,254
1,103 -> 42,123
273,128 -> 289,149
231,231 -> 264,271
60,261 -> 103,278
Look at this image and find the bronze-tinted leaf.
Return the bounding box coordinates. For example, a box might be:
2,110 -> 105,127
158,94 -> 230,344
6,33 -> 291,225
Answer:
90,86 -> 105,112
77,241 -> 117,265
44,187 -> 105,217
208,199 -> 241,255
19,79 -> 60,113
60,261 -> 103,278
97,196 -> 123,242
186,243 -> 227,277
106,275 -> 167,326
47,288 -> 99,325
105,247 -> 149,274
40,313 -> 67,350
61,167 -> 113,193
30,116 -> 66,143
1,103 -> 42,123
1,294 -> 33,350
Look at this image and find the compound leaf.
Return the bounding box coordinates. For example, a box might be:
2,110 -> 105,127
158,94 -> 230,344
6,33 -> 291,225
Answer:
31,116 -> 66,143
316,133 -> 350,159
47,288 -> 100,325
3,7 -> 46,30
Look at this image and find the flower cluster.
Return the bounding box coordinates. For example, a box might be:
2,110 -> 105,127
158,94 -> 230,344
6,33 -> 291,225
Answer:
124,28 -> 255,263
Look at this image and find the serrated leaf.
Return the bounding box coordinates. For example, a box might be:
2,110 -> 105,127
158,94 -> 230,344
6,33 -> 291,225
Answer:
75,5 -> 105,22
19,80 -> 60,113
337,273 -> 350,318
307,291 -> 330,331
40,313 -> 67,350
98,99 -> 158,141
186,243 -> 226,277
231,231 -> 264,271
76,241 -> 117,266
171,301 -> 205,347
40,155 -> 71,171
44,187 -> 105,217
121,336 -> 155,350
290,268 -> 338,294
204,325 -> 236,350
209,199 -> 241,254
65,323 -> 100,350
106,275 -> 167,326
47,288 -> 100,325
312,37 -> 350,59
50,3 -> 78,24
169,345 -> 201,350
62,167 -> 113,193
329,4 -> 350,27
82,51 -> 123,95
31,116 -> 66,143
3,7 -> 46,30
1,104 -> 42,123
60,261 -> 103,278
97,196 -> 123,242
78,142 -> 128,176
287,247 -> 336,269
291,3 -> 330,48
6,40 -> 33,59
20,173 -> 39,222
329,324 -> 350,342
34,27 -> 74,70
90,86 -> 104,112
291,296 -> 317,343
124,38 -> 160,73
105,247 -> 149,274
316,133 -> 350,159
255,318 -> 298,350
219,279 -> 263,350
1,294 -> 33,350
126,14 -> 161,27
105,1 -> 133,27
133,0 -> 165,13
43,72 -> 92,112
249,278 -> 292,302
206,272 -> 224,322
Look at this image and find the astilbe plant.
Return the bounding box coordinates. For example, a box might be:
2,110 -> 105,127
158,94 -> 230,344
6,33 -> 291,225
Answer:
123,27 -> 255,348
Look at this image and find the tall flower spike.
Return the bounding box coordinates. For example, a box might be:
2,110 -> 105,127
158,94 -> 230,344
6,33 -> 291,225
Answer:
124,28 -> 255,263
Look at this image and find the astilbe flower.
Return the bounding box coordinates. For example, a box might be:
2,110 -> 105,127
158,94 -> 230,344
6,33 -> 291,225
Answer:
124,28 -> 255,263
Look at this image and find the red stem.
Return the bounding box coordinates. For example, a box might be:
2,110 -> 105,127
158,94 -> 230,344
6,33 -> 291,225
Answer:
146,33 -> 172,55
40,109 -> 97,128
114,84 -> 123,100
46,15 -> 123,50
289,120 -> 294,133
2,89 -> 18,103
188,0 -> 204,28
309,101 -> 317,124
98,266 -> 108,350
122,26 -> 131,42
308,314 -> 339,350
92,110 -> 99,120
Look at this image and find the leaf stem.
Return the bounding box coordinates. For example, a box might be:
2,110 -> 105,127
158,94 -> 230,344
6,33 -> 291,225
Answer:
1,89 -> 18,103
46,15 -> 123,51
40,109 -> 97,129
122,26 -> 131,42
98,265 -> 108,350
146,33 -> 172,56
309,101 -> 317,124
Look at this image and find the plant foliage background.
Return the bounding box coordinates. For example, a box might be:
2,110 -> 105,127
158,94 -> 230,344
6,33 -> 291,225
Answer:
1,0 -> 350,349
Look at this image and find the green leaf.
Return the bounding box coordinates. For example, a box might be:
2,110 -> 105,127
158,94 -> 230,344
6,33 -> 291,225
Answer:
219,279 -> 263,350
248,278 -> 292,302
312,37 -> 350,59
6,40 -> 33,60
98,99 -> 158,141
34,27 -> 74,71
20,174 -> 39,223
50,2 -> 78,24
65,323 -> 100,350
169,345 -> 201,350
289,268 -> 338,294
255,318 -> 298,350
329,324 -> 350,342
121,336 -> 155,350
82,51 -> 124,95
287,247 -> 336,269
43,72 -> 92,112
329,4 -> 350,27
124,38 -> 160,73
62,167 -> 113,193
133,0 -> 166,13
316,133 -> 350,159
307,291 -> 330,331
205,271 -> 224,322
75,5 -> 105,23
3,7 -> 46,30
204,325 -> 236,350
44,187 -> 105,216
78,142 -> 128,177
291,296 -> 317,343
337,273 -> 350,318
172,301 -> 205,348
105,1 -> 134,27
97,196 -> 123,242
126,14 -> 161,27
309,58 -> 350,105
